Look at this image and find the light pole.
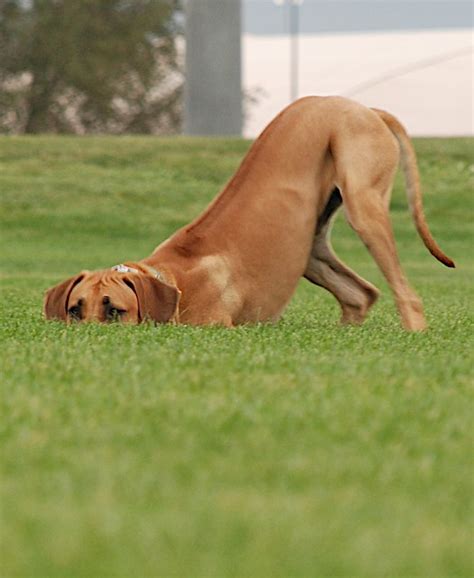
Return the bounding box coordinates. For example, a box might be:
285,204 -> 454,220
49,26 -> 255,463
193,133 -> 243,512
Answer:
274,0 -> 304,102
184,0 -> 242,136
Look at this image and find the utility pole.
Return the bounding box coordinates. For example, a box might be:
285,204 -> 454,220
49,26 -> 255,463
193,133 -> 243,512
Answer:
275,0 -> 304,102
184,0 -> 242,136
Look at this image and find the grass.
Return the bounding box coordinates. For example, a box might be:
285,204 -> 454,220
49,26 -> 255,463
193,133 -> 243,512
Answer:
0,135 -> 473,577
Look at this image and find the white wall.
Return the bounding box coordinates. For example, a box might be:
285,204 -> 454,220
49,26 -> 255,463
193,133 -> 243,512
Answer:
243,29 -> 473,137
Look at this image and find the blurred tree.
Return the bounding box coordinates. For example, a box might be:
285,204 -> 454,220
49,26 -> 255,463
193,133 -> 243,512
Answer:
0,0 -> 183,134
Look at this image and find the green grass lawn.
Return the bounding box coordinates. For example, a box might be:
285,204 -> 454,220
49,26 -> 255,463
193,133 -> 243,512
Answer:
1,135 -> 473,577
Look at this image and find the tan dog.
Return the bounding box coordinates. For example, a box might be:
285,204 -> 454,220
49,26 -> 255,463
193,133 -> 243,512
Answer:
44,96 -> 454,331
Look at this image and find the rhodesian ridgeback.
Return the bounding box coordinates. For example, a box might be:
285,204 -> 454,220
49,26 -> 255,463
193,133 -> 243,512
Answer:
44,96 -> 454,331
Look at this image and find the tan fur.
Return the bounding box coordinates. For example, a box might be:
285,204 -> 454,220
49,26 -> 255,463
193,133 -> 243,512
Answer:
45,96 -> 454,330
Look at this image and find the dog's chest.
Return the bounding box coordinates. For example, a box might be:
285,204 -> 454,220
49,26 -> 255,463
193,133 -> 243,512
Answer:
200,255 -> 242,311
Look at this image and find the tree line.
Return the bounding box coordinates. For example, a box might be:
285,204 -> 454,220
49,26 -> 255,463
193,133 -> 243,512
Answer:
0,0 -> 183,134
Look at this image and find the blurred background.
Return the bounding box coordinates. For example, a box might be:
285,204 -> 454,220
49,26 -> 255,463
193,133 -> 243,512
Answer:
0,0 -> 472,137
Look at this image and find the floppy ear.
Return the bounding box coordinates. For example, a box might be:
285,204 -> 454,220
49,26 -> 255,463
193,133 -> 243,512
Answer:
43,273 -> 86,320
124,274 -> 180,323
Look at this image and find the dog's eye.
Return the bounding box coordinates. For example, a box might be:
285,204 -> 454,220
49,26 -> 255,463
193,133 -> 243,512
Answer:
68,305 -> 82,320
106,307 -> 125,321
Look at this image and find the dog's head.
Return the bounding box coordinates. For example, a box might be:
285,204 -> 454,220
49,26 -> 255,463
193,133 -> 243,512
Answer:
44,264 -> 180,324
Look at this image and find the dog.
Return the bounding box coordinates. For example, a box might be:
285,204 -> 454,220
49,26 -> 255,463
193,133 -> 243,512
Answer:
44,96 -> 454,331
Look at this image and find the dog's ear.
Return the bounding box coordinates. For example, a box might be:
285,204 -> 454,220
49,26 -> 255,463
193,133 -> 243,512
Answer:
44,273 -> 86,320
123,273 -> 180,323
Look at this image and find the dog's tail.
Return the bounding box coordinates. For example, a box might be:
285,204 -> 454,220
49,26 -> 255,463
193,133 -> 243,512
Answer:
373,108 -> 455,268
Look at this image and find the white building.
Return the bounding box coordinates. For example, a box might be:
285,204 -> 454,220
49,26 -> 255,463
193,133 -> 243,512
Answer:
242,0 -> 473,137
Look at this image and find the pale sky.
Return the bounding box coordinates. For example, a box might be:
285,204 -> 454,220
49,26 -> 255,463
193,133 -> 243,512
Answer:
243,0 -> 473,35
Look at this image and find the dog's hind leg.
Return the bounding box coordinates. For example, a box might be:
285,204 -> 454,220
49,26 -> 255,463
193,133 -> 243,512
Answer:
304,188 -> 380,325
333,127 -> 426,331
342,185 -> 426,331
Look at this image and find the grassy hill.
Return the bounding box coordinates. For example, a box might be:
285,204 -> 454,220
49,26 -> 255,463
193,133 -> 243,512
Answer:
1,136 -> 472,577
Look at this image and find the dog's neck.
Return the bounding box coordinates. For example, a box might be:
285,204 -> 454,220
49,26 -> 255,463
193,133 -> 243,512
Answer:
112,262 -> 172,285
